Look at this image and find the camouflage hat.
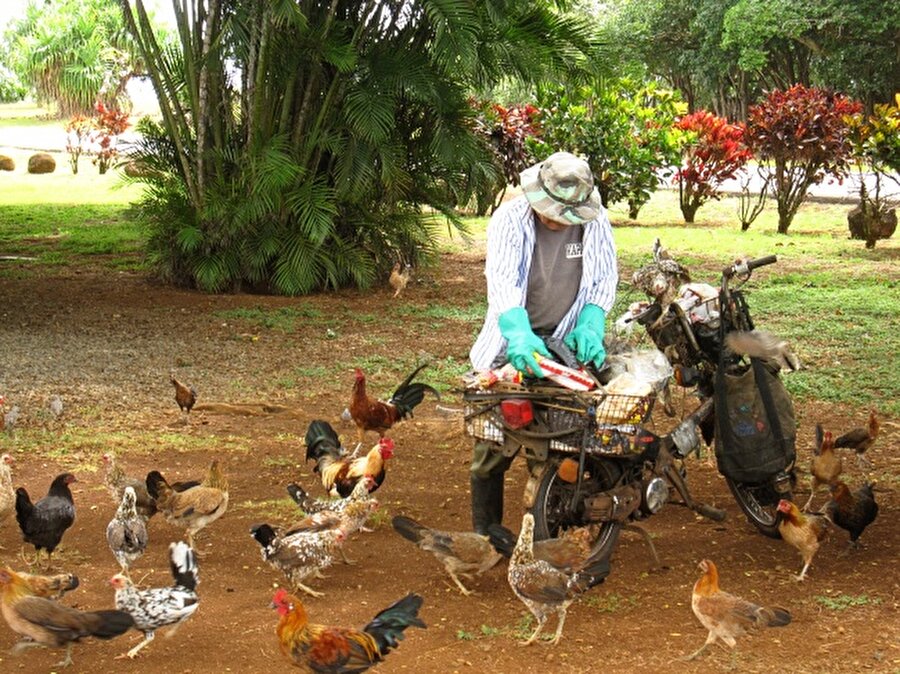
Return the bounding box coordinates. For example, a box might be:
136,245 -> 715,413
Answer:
519,152 -> 601,225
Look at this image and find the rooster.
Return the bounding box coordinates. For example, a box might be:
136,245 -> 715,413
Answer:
110,541 -> 200,659
106,487 -> 148,574
826,480 -> 878,551
0,566 -> 134,668
170,374 -> 197,423
15,473 -> 77,568
833,409 -> 879,468
685,559 -> 791,662
305,420 -> 394,497
389,261 -> 411,298
102,452 -> 200,521
391,515 -> 502,596
349,364 -> 440,443
507,513 -> 609,646
272,588 -> 425,671
803,425 -> 842,510
776,499 -> 828,581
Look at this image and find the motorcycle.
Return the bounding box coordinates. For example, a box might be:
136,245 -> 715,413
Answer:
462,252 -> 795,560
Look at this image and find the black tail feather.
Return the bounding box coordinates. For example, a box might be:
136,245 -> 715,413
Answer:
145,471 -> 168,500
286,483 -> 308,508
389,364 -> 441,417
87,610 -> 135,639
363,593 -> 426,657
14,487 -> 33,531
169,541 -> 199,591
305,420 -> 341,463
391,516 -> 430,544
486,523 -> 515,558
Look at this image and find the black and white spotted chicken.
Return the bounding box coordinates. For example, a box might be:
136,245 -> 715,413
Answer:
250,522 -> 347,598
110,541 -> 200,659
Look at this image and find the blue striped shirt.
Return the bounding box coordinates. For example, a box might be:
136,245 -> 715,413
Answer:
469,195 -> 618,370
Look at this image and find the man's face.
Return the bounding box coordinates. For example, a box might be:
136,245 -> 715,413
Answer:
535,211 -> 568,231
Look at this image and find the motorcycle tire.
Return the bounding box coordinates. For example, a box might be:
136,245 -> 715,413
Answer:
725,476 -> 792,539
528,457 -> 623,561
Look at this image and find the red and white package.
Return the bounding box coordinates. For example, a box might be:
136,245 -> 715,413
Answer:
534,355 -> 596,391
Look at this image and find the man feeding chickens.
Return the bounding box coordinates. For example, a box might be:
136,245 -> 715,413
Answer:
468,151 -> 618,534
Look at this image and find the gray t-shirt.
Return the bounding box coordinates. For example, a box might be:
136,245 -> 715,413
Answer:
526,217 -> 584,333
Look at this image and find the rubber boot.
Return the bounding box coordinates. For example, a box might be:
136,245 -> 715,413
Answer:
471,472 -> 504,535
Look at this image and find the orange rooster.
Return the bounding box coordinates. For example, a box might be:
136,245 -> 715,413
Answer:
776,499 -> 828,581
305,420 -> 394,498
349,364 -> 439,443
834,409 -> 879,468
271,588 -> 425,671
170,374 -> 197,424
802,425 -> 842,510
389,262 -> 411,298
686,559 -> 791,662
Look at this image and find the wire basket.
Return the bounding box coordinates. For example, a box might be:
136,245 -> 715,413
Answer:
463,389 -> 655,455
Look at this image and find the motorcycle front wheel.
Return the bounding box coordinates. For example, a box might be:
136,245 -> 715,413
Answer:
528,456 -> 623,561
725,476 -> 792,539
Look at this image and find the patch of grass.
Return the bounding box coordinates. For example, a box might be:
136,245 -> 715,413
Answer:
582,593 -> 637,613
215,305 -> 323,333
235,497 -> 300,522
815,594 -> 881,611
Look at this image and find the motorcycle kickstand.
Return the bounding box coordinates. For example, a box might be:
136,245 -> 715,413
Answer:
662,463 -> 727,522
623,523 -> 663,570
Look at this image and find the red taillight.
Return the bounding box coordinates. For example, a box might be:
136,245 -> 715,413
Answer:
500,399 -> 534,429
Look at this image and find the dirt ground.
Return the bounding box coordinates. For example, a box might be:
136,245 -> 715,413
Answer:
0,251 -> 897,674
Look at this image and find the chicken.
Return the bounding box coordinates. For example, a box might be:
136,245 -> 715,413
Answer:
4,405 -> 20,434
389,262 -> 411,298
102,452 -> 200,521
349,364 -> 440,443
802,426 -> 842,510
833,409 -> 879,468
48,395 -> 64,420
15,473 -> 77,568
391,515 -> 502,596
272,588 -> 425,671
286,473 -> 375,517
825,480 -> 878,550
507,513 -> 609,646
776,499 -> 829,581
305,419 -> 394,497
487,523 -> 594,574
170,373 -> 197,423
0,566 -> 134,668
287,492 -> 379,565
110,541 -> 200,659
0,453 -> 15,524
16,570 -> 79,600
250,522 -> 348,598
106,487 -> 148,574
685,559 -> 791,662
631,238 -> 691,329
146,464 -> 228,548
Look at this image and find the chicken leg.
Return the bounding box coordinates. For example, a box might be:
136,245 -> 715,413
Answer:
519,615 -> 547,646
116,631 -> 155,660
549,608 -> 568,646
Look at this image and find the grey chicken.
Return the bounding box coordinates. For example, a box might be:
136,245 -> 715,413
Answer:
3,405 -> 20,434
48,395 -> 64,420
392,515 -> 501,596
110,541 -> 199,659
106,487 -> 148,574
507,513 -> 609,645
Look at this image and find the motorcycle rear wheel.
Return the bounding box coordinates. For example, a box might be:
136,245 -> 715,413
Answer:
725,476 -> 791,539
528,457 -> 623,561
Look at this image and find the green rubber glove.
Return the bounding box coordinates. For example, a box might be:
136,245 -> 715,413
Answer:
564,304 -> 607,367
498,307 -> 551,377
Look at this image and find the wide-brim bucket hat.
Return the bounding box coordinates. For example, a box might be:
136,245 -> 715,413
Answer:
519,152 -> 601,225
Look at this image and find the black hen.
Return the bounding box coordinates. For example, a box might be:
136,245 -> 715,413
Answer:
826,480 -> 878,549
15,473 -> 77,567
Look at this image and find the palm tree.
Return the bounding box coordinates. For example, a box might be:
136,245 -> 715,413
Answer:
121,0 -> 602,293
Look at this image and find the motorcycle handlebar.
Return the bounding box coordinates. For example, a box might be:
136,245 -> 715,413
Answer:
722,254 -> 777,279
